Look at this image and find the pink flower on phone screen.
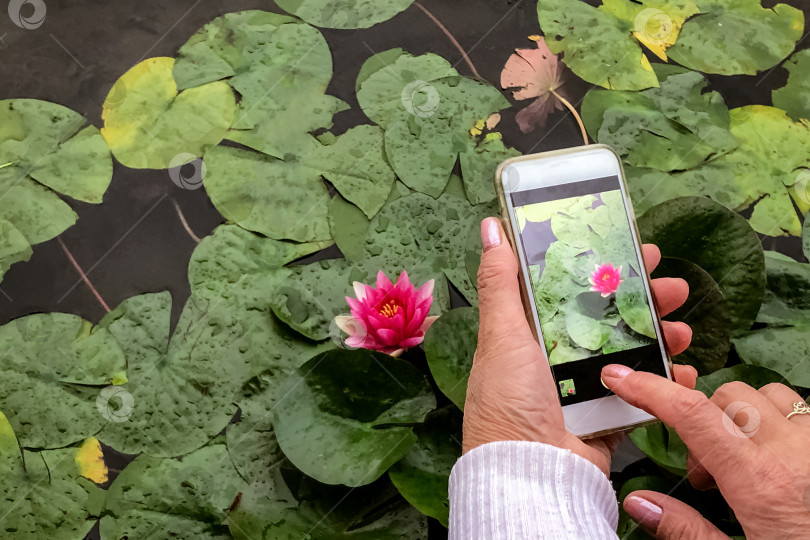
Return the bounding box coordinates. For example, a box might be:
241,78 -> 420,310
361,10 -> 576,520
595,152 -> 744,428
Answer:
334,271 -> 437,357
589,262 -> 623,297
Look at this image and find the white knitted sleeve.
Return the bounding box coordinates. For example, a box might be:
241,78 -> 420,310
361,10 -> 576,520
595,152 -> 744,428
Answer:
448,441 -> 619,540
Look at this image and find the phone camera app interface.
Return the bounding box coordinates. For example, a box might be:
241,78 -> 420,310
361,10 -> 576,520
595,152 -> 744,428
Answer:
510,175 -> 667,404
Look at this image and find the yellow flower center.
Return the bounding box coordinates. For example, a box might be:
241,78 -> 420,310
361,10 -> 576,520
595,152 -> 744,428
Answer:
379,300 -> 400,318
602,273 -> 611,281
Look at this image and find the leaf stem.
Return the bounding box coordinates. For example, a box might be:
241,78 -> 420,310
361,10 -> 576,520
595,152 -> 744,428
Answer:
57,237 -> 111,313
0,161 -> 16,170
171,199 -> 201,244
550,88 -> 588,146
414,1 -> 482,79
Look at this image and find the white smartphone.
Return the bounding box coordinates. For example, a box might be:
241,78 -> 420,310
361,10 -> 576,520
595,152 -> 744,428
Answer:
495,145 -> 672,438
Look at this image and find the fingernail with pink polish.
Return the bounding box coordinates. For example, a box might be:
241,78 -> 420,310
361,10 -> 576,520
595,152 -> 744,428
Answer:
481,218 -> 501,252
624,496 -> 662,532
602,364 -> 633,380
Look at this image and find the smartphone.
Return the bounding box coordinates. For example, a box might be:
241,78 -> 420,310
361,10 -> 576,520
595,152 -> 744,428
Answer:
495,145 -> 672,438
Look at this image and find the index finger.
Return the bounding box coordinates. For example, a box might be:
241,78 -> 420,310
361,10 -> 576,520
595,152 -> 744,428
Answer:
601,365 -> 757,473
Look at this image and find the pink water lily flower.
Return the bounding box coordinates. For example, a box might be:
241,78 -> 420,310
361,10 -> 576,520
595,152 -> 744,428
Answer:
334,271 -> 437,357
589,262 -> 623,297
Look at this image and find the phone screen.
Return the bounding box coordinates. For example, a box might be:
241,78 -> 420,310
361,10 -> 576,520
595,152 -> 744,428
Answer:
510,174 -> 667,405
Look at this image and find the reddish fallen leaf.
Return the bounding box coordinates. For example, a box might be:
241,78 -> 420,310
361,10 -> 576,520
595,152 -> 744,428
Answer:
501,36 -> 567,133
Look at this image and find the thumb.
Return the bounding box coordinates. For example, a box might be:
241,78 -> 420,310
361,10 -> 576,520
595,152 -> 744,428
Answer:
476,217 -> 533,345
624,491 -> 729,539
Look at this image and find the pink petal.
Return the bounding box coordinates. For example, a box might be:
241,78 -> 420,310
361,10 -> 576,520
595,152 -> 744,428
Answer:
388,348 -> 405,357
414,279 -> 434,303
376,270 -> 393,290
376,328 -> 399,346
334,315 -> 358,336
400,336 -> 425,348
352,281 -> 368,302
419,315 -> 439,334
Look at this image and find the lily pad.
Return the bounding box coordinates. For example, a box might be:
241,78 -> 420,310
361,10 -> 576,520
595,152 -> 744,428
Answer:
667,0 -> 804,76
310,125 -> 396,218
773,49 -> 810,122
695,364 -> 792,397
638,196 -> 765,335
97,290 -> 327,457
188,223 -> 332,303
615,277 -> 656,339
273,349 -> 436,486
459,135 -> 521,204
0,99 -> 113,279
275,0 -> 414,29
328,194 -> 370,262
101,57 -> 235,169
0,415 -> 104,540
629,422 -> 687,476
388,407 -> 462,527
565,308 -> 613,350
357,50 -> 457,127
423,307 -> 478,410
202,145 -> 331,242
363,191 -> 481,306
383,76 -> 510,197
175,10 -> 347,159
0,313 -> 126,449
229,470 -> 427,539
733,326 -> 810,388
629,106 -> 810,237
652,257 -> 731,373
581,66 -> 737,171
100,439 -> 245,539
757,252 -> 810,326
538,0 -> 699,90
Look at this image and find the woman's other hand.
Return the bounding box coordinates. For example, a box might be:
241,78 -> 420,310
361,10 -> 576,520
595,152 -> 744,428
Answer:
604,367 -> 810,539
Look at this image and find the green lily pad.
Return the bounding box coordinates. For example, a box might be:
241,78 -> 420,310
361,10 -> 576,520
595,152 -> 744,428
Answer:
100,439 -> 245,539
424,308 -> 478,410
0,219 -> 33,281
388,407 -> 462,527
101,57 -> 235,169
273,349 -> 436,487
188,223 -> 332,303
203,145 -> 332,242
629,106 -> 810,237
310,125 -> 396,218
0,99 -> 113,202
757,251 -> 810,325
695,364 -> 792,397
275,0 -> 414,29
773,49 -> 810,122
0,99 -> 113,279
565,307 -> 613,350
804,216 -> 810,260
652,257 -> 731,374
459,135 -> 521,204
383,77 -> 510,197
0,415 -> 103,540
97,290 -> 327,457
357,50 -> 457,127
174,10 -> 347,159
582,66 -> 737,171
733,326 -> 810,388
226,370 -> 286,483
668,0 -> 804,76
638,196 -> 765,335
363,191 -> 480,306
229,470 -> 427,539
538,0 -> 699,91
615,277 -> 656,339
629,422 -> 687,476
0,313 -> 126,449
328,194 -> 370,262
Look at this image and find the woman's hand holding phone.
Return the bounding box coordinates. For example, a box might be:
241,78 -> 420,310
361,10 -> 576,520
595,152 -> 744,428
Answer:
463,217 -> 696,474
